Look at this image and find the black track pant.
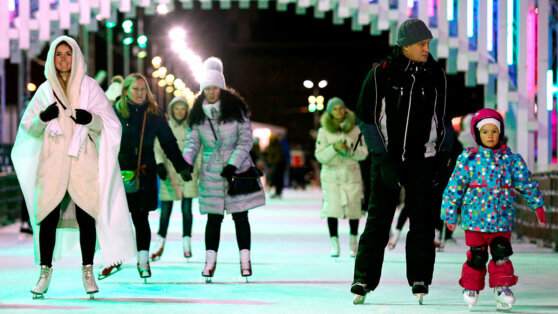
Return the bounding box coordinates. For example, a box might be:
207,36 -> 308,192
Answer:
39,203 -> 96,267
353,157 -> 439,289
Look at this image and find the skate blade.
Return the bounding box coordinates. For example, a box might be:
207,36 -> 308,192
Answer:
353,294 -> 366,305
414,293 -> 425,305
150,256 -> 161,261
496,302 -> 512,312
203,276 -> 213,283
31,293 -> 44,299
88,292 -> 98,300
97,267 -> 122,280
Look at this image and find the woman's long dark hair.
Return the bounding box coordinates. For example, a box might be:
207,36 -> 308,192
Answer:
188,88 -> 250,126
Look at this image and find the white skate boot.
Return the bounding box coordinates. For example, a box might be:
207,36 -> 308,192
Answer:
387,229 -> 401,250
202,250 -> 217,283
330,237 -> 340,257
183,236 -> 192,258
137,250 -> 151,283
240,249 -> 252,282
82,265 -> 99,299
463,289 -> 479,310
349,235 -> 358,257
494,286 -> 515,311
150,235 -> 165,261
30,265 -> 52,299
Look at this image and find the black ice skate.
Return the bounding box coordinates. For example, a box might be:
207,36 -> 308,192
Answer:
351,282 -> 369,304
412,281 -> 429,305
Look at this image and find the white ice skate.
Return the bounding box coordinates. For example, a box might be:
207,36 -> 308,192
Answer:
330,237 -> 340,258
202,250 -> 217,283
240,249 -> 252,282
494,286 -> 515,311
30,265 -> 52,299
150,235 -> 165,261
137,250 -> 151,283
349,235 -> 358,257
463,289 -> 479,310
387,229 -> 401,250
82,265 -> 99,299
183,236 -> 192,259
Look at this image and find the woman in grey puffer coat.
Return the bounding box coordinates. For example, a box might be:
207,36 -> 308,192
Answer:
182,57 -> 265,281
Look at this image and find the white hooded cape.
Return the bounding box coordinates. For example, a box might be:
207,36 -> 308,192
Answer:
11,36 -> 136,266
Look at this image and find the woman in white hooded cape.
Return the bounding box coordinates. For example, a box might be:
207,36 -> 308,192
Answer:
11,36 -> 135,299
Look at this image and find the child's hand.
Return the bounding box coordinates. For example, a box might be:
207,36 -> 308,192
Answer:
446,222 -> 456,231
536,207 -> 547,225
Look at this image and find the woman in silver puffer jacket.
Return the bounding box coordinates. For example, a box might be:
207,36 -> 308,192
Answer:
182,57 -> 265,282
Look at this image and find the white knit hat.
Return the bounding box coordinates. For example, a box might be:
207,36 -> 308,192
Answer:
200,57 -> 226,91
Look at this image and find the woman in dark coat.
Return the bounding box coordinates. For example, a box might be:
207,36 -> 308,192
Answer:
112,73 -> 188,279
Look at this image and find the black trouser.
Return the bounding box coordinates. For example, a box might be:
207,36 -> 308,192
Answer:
131,209 -> 151,251
353,157 -> 438,289
39,203 -> 96,267
271,162 -> 286,195
327,218 -> 359,237
157,199 -> 193,238
205,212 -> 251,251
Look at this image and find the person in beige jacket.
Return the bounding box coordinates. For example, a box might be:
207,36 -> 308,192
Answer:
315,97 -> 368,258
151,96 -> 201,260
11,36 -> 135,299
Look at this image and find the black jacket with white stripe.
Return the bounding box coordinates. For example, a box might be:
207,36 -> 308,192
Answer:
356,47 -> 453,162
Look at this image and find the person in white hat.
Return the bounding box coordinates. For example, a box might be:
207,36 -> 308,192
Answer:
182,57 -> 265,282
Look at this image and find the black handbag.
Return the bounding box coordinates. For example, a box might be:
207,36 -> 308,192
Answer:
207,116 -> 263,196
228,166 -> 263,196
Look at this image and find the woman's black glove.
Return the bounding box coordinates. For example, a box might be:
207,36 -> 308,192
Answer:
156,164 -> 167,180
75,109 -> 93,125
220,164 -> 237,181
179,163 -> 193,182
39,103 -> 59,122
375,153 -> 400,189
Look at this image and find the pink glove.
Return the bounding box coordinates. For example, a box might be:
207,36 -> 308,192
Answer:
536,207 -> 546,225
446,222 -> 456,231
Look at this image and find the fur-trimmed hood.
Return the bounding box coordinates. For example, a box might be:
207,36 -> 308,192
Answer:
320,109 -> 356,134
167,96 -> 190,125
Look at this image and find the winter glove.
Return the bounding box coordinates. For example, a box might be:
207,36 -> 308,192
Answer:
432,151 -> 453,189
75,109 -> 93,125
375,153 -> 400,189
536,207 -> 546,225
156,164 -> 167,181
179,163 -> 193,182
446,222 -> 456,231
39,103 -> 59,122
220,164 -> 237,181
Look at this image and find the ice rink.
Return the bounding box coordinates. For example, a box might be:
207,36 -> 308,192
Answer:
1,189 -> 557,313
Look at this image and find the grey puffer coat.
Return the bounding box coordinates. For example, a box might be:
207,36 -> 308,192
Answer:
183,100 -> 265,215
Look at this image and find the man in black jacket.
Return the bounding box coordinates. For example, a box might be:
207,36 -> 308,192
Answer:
351,18 -> 454,305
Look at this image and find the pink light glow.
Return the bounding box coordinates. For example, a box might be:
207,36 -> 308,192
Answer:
527,10 -> 537,94
428,0 -> 437,18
